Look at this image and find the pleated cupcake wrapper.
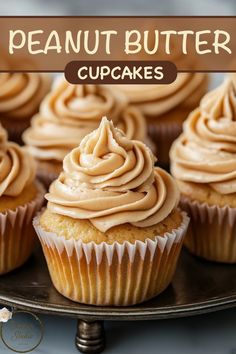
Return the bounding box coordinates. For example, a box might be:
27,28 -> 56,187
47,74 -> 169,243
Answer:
148,121 -> 182,167
33,211 -> 189,306
180,197 -> 236,263
0,182 -> 45,274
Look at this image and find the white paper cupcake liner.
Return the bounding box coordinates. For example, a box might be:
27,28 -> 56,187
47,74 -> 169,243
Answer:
180,197 -> 236,263
0,181 -> 45,274
33,211 -> 189,306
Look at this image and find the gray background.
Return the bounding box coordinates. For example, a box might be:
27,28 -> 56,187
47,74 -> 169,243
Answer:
0,0 -> 235,15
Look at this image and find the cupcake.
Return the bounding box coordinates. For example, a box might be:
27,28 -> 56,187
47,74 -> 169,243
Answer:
0,73 -> 52,143
115,73 -> 208,166
23,78 -> 153,187
0,124 -> 44,274
33,117 -> 189,306
170,77 -> 236,263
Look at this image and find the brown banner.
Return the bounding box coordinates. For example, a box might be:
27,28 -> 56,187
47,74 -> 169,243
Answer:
64,61 -> 177,84
0,17 -> 236,72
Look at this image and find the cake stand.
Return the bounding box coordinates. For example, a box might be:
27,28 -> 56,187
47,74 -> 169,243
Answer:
0,246 -> 236,353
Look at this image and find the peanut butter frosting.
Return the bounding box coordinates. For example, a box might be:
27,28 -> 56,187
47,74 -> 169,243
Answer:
115,73 -> 207,117
23,78 -> 149,162
0,125 -> 35,197
46,117 -> 179,232
118,105 -> 148,142
170,77 -> 236,195
0,73 -> 51,120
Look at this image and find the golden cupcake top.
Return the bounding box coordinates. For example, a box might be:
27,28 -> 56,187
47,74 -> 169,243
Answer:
23,78 -> 151,162
170,77 -> 236,195
45,117 -> 179,232
0,73 -> 51,120
115,73 -> 207,117
0,124 -> 36,197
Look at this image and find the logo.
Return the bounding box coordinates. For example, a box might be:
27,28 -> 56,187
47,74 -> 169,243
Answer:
0,308 -> 43,353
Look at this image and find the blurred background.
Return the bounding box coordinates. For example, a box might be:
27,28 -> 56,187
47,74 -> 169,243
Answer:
0,0 -> 235,15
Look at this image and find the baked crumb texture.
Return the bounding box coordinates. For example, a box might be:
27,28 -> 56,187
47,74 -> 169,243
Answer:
177,180 -> 236,208
40,208 -> 182,244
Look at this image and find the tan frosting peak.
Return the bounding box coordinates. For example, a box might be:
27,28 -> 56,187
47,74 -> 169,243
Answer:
115,73 -> 207,116
200,78 -> 236,121
170,77 -> 236,195
46,117 -> 179,232
0,73 -> 51,120
0,125 -> 35,197
23,78 -> 150,162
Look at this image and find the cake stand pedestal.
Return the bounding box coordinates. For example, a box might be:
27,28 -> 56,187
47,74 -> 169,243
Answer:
76,320 -> 105,354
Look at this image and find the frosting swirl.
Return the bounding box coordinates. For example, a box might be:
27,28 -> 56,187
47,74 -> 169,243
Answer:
115,73 -> 207,117
170,78 -> 236,195
118,105 -> 148,142
23,79 -> 149,162
0,125 -> 35,197
40,79 -> 126,126
46,117 -> 179,232
0,73 -> 51,120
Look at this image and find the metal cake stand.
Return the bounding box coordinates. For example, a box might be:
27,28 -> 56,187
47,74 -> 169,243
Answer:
0,245 -> 236,353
